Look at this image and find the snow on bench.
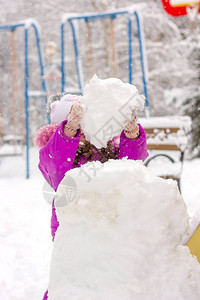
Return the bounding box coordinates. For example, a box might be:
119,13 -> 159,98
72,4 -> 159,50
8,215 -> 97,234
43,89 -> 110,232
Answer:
139,116 -> 191,191
140,116 -> 191,151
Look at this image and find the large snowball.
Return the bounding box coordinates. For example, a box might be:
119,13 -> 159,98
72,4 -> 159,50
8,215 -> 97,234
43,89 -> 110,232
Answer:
48,159 -> 200,300
80,75 -> 145,148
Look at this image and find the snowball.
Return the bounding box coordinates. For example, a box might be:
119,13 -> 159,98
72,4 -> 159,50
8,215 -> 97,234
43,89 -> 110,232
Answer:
48,159 -> 200,300
80,75 -> 145,148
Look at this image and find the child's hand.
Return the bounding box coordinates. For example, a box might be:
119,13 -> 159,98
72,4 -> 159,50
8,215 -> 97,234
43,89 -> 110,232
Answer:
124,110 -> 139,140
67,101 -> 83,130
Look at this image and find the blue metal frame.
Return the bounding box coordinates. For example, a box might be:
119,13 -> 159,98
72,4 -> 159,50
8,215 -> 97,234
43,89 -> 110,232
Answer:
61,22 -> 65,92
60,9 -> 149,108
128,13 -> 133,85
134,11 -> 148,109
68,20 -> 83,93
24,28 -> 29,179
0,21 -> 47,178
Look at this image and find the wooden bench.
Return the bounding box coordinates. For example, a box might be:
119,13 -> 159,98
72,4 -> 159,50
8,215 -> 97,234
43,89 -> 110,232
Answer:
139,116 -> 191,192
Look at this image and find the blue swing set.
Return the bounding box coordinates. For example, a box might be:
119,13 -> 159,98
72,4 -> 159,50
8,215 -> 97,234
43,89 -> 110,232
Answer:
60,8 -> 149,109
0,7 -> 149,179
0,20 -> 48,178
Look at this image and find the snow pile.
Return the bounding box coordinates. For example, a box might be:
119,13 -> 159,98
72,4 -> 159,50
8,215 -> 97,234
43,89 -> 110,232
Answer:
48,159 -> 200,300
80,75 -> 145,148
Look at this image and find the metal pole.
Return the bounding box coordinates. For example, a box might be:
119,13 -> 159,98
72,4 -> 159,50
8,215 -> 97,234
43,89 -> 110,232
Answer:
0,21 -> 50,178
128,14 -> 133,84
66,10 -> 129,22
69,20 -> 83,94
10,30 -> 18,152
134,11 -> 149,112
85,18 -> 95,80
61,22 -> 65,93
32,24 -> 49,124
24,28 -> 29,179
0,23 -> 25,31
110,15 -> 118,77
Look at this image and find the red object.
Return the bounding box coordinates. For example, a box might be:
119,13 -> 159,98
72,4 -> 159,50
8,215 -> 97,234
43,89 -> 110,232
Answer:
161,0 -> 200,17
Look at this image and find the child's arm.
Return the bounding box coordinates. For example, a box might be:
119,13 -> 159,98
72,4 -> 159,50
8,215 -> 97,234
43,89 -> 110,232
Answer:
38,120 -> 81,191
118,124 -> 149,161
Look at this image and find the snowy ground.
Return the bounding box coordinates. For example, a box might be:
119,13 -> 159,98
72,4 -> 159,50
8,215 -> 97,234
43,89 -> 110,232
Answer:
0,148 -> 52,300
0,147 -> 200,300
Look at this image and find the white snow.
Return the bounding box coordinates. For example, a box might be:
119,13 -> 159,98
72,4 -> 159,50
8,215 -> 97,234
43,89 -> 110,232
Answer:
23,18 -> 41,33
139,116 -> 191,151
20,18 -> 41,36
144,153 -> 182,177
80,75 -> 145,148
139,116 -> 191,130
0,144 -> 23,156
28,90 -> 45,97
48,159 -> 200,300
0,148 -> 200,300
0,148 -> 52,300
61,13 -> 80,24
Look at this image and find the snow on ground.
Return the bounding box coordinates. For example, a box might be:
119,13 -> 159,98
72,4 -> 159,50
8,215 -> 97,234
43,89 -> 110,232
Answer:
0,148 -> 52,300
0,147 -> 200,300
182,158 -> 200,217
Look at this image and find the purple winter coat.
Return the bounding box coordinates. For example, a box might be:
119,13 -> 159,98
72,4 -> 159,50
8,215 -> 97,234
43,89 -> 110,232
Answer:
39,120 -> 148,240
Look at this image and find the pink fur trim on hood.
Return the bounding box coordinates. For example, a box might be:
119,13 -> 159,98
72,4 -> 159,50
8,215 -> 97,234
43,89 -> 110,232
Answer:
34,123 -> 59,148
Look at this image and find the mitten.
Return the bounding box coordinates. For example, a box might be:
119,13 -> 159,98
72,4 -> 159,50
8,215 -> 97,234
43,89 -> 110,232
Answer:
124,110 -> 139,139
65,101 -> 84,132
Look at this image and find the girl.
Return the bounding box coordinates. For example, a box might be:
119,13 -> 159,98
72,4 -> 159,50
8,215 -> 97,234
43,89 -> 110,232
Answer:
36,93 -> 148,299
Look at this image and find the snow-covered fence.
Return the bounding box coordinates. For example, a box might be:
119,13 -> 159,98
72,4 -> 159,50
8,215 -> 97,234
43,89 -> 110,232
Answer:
140,115 -> 191,192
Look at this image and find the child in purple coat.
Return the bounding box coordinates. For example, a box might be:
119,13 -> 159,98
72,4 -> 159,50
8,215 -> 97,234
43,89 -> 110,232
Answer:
37,93 -> 148,300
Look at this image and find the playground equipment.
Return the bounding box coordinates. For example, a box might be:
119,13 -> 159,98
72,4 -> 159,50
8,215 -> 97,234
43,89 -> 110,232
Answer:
0,30 -> 25,157
43,41 -> 62,95
60,7 -> 191,193
0,20 -> 48,178
162,0 -> 200,17
60,6 -> 149,114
